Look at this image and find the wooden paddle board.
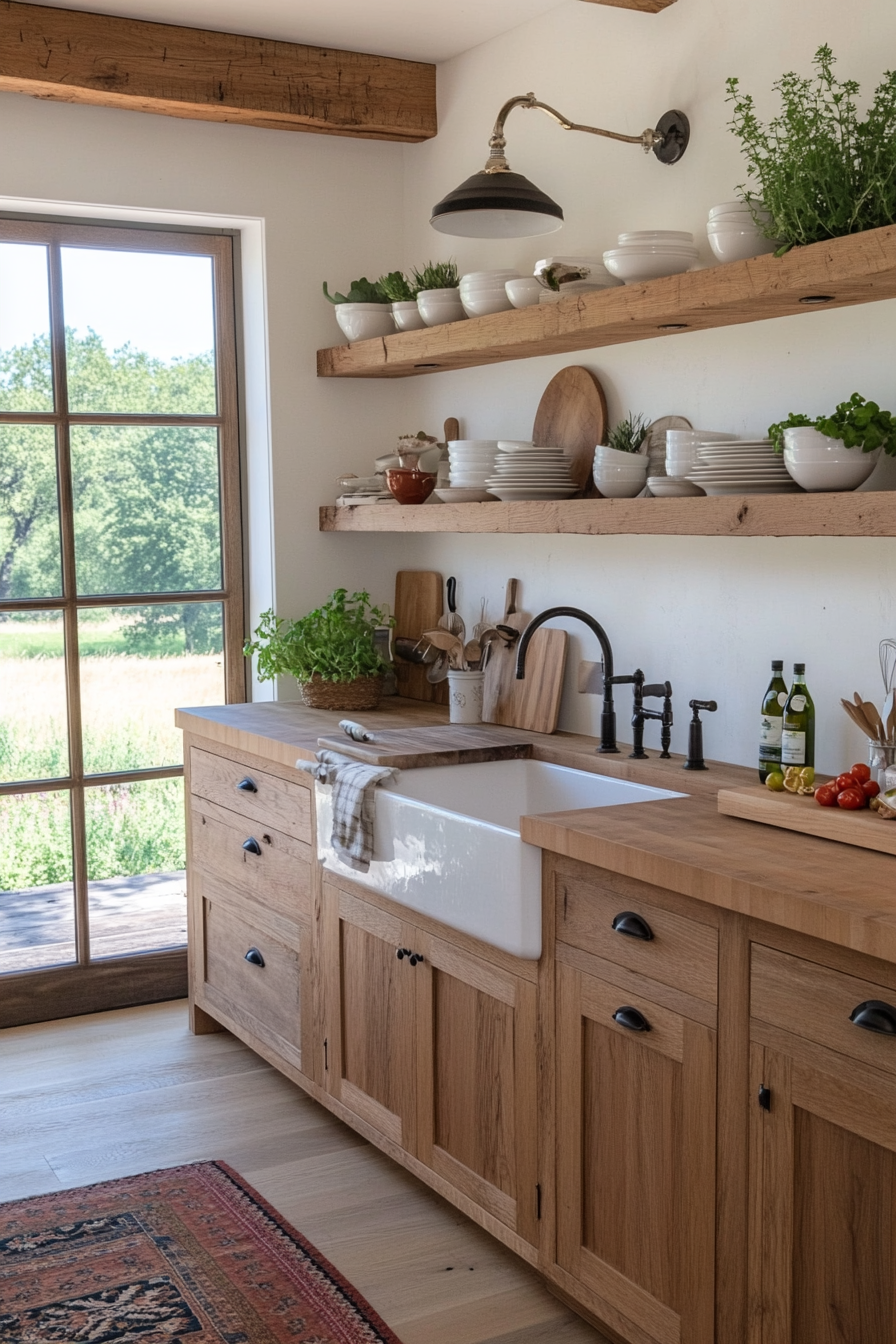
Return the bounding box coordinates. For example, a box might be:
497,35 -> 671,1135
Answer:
317,725 -> 533,770
482,579 -> 568,735
393,571 -> 444,703
532,366 -> 608,493
718,784 -> 896,857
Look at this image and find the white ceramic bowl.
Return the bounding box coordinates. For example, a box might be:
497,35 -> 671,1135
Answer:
505,278 -> 543,309
603,249 -> 698,283
460,290 -> 514,318
708,200 -> 766,219
593,468 -> 647,498
781,427 -> 882,490
618,230 -> 694,244
647,476 -> 705,497
391,300 -> 426,332
334,303 -> 395,342
460,270 -> 519,284
594,444 -> 648,467
706,229 -> 778,263
417,289 -> 466,326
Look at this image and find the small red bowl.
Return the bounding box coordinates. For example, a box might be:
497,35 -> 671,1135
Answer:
385,468 -> 437,506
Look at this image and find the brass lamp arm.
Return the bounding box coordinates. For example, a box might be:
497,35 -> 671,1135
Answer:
485,92 -> 665,173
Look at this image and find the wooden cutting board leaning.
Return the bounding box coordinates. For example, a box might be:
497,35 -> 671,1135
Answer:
393,571 -> 445,703
531,365 -> 608,494
482,578 -> 568,735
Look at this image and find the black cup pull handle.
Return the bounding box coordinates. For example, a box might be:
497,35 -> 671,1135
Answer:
242,836 -> 262,856
850,1000 -> 896,1035
244,947 -> 265,968
613,1006 -> 651,1032
611,911 -> 654,941
236,777 -> 258,793
409,953 -> 425,966
396,947 -> 412,960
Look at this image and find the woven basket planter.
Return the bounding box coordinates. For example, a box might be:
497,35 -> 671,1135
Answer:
298,675 -> 384,711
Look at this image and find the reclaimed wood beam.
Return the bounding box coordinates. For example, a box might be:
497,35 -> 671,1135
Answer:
0,0 -> 437,142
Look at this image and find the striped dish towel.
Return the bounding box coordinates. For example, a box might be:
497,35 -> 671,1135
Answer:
297,750 -> 397,873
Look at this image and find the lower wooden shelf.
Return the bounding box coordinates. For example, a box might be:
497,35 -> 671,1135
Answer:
319,490 -> 896,537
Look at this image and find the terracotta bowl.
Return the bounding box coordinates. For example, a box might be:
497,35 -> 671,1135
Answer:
385,468 -> 437,505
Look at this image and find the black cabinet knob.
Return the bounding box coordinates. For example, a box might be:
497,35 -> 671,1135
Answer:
611,911 -> 654,941
396,948 -> 411,960
244,947 -> 265,967
409,953 -> 425,966
850,1000 -> 896,1035
613,1006 -> 651,1032
242,836 -> 262,856
236,777 -> 258,793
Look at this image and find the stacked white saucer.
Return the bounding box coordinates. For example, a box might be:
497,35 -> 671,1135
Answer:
685,439 -> 803,496
443,439 -> 500,502
603,230 -> 699,283
485,442 -> 578,501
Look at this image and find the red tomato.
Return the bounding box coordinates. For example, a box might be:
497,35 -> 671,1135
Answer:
814,784 -> 839,807
837,787 -> 866,810
835,773 -> 859,791
850,763 -> 872,784
862,779 -> 881,799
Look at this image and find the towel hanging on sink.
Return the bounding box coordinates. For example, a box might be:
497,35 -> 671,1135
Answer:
296,749 -> 397,872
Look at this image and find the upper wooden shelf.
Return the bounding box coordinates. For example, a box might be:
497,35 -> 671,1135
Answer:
320,491 -> 896,537
316,226 -> 896,378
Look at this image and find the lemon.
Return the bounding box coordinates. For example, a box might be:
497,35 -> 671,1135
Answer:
765,771 -> 785,792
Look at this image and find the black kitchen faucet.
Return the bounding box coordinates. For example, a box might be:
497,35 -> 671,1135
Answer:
515,606 -> 620,753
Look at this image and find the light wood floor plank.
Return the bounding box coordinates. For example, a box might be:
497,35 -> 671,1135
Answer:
0,1000 -> 610,1343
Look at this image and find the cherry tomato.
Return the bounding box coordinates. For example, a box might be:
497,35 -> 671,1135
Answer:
835,773 -> 859,792
850,763 -> 872,784
814,784 -> 839,807
837,787 -> 866,810
862,779 -> 881,799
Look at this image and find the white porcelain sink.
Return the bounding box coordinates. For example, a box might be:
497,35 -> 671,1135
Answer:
316,759 -> 684,960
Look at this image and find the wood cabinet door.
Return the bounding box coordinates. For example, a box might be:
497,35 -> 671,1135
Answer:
322,883 -> 419,1150
555,961 -> 716,1344
414,932 -> 539,1245
749,1040 -> 896,1344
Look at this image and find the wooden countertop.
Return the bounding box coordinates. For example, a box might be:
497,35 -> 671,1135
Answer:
176,700 -> 896,963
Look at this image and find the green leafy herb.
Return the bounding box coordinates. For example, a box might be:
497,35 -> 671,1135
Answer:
412,260 -> 459,291
322,277 -> 389,305
606,411 -> 649,455
377,271 -> 418,302
243,589 -> 392,685
768,393 -> 896,454
727,46 -> 896,253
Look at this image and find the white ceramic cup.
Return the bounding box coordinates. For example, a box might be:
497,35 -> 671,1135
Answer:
334,303 -> 395,342
448,670 -> 485,724
391,300 -> 426,332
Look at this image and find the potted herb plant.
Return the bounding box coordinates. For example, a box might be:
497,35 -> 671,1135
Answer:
413,261 -> 465,326
322,276 -> 394,342
244,588 -> 392,710
727,46 -> 896,254
768,393 -> 896,491
378,270 -> 426,332
593,412 -> 649,498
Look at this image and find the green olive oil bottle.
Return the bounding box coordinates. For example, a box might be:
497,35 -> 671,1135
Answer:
781,663 -> 815,769
758,659 -> 788,782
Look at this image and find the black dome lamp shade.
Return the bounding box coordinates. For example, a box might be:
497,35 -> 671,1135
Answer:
430,94 -> 690,240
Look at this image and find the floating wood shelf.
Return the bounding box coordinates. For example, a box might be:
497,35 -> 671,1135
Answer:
316,226 -> 896,378
320,491 -> 896,537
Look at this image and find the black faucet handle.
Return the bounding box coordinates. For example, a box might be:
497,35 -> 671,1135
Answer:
642,680 -> 672,699
689,698 -> 718,719
607,669 -> 643,688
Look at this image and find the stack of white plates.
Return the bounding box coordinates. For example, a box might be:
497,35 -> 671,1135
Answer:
603,230 -> 699,284
445,440 -> 500,501
685,440 -> 803,495
485,443 -> 578,501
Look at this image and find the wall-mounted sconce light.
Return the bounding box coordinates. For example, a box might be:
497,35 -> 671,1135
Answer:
430,93 -> 690,239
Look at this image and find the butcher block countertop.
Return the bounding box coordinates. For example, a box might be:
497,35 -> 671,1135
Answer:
176,699 -> 896,964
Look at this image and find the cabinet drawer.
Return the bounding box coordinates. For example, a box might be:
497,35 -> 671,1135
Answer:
752,944 -> 896,1079
191,797 -> 312,923
555,865 -> 718,1004
203,898 -> 302,1054
191,746 -> 311,843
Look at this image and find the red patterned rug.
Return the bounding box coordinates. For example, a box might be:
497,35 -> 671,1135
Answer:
0,1160 -> 403,1343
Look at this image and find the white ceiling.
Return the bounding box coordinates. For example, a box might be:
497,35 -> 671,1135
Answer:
31,0 -> 570,63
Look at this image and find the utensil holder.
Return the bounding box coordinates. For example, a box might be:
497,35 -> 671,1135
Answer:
869,741 -> 896,789
448,670 -> 485,724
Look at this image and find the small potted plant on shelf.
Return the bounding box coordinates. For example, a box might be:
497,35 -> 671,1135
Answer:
378,270 -> 426,332
322,276 -> 394,342
768,393 -> 896,491
413,261 -> 465,326
244,589 -> 392,710
593,412 -> 650,498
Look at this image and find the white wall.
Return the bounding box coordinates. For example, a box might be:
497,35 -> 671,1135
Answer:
387,0 -> 896,772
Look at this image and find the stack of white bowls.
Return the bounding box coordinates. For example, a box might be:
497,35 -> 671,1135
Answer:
782,427 -> 882,492
603,231 -> 699,284
459,271 -> 520,318
443,439 -> 500,502
706,202 -> 778,262
665,429 -> 738,480
593,444 -> 649,498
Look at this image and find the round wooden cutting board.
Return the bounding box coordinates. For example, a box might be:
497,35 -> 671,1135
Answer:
531,366 -> 608,493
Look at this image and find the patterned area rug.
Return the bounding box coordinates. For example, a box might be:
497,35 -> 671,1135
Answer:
0,1161 -> 403,1343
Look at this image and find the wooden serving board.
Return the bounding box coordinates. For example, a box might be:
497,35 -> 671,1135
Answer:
394,570 -> 444,704
532,365 -> 608,493
718,785 -> 896,857
316,725 -> 534,769
482,627 -> 568,735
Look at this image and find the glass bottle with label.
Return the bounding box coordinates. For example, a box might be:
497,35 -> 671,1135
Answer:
758,659 -> 788,782
781,663 -> 815,768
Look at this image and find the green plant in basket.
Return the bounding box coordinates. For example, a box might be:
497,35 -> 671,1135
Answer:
412,260 -> 459,290
726,45 -> 896,254
606,412 -> 649,454
322,277 -> 390,304
377,270 -> 418,302
244,589 -> 392,685
768,393 -> 896,454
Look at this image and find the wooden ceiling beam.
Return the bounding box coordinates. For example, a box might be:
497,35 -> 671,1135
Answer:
0,0 -> 437,142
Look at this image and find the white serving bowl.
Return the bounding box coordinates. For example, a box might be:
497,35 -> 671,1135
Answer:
618,230 -> 694,244
781,427 -> 882,490
593,460 -> 649,478
505,278 -> 543,309
594,444 -> 648,467
417,289 -> 466,326
391,300 -> 426,332
708,200 -> 767,219
647,476 -> 705,497
707,227 -> 777,263
603,249 -> 698,283
593,467 -> 647,498
334,303 -> 395,342
460,289 -> 514,318
460,270 -> 519,284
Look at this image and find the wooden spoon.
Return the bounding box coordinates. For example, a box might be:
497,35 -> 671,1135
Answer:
863,698 -> 886,743
841,698 -> 872,735
463,639 -> 482,669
